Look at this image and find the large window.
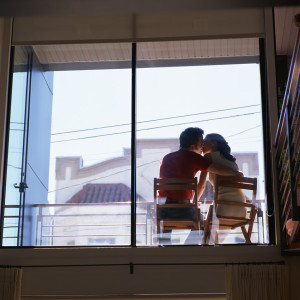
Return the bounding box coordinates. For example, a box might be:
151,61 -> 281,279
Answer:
1,39 -> 269,247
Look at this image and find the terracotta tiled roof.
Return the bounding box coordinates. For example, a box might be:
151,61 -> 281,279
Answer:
67,183 -> 135,204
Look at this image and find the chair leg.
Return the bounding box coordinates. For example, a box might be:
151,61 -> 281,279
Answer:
203,205 -> 213,244
241,226 -> 251,244
197,208 -> 204,230
248,209 -> 257,239
215,230 -> 219,244
157,220 -> 160,234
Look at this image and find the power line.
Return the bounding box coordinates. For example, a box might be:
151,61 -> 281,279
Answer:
225,125 -> 261,138
48,136 -> 263,193
31,123 -> 263,194
49,151 -> 123,160
51,104 -> 260,136
49,126 -> 262,159
229,139 -> 262,145
48,159 -> 161,193
7,164 -> 21,170
48,123 -> 263,193
51,111 -> 260,143
10,121 -> 24,125
27,162 -> 48,192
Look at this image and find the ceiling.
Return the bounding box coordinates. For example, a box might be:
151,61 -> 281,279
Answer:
0,0 -> 299,16
8,3 -> 300,66
35,38 -> 259,64
274,6 -> 300,56
14,38 -> 260,70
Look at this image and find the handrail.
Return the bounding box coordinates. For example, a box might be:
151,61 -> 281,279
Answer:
4,202 -> 154,208
274,14 -> 300,250
275,14 -> 300,146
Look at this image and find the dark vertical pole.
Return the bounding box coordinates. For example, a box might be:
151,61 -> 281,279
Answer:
131,43 -> 137,247
19,49 -> 33,246
0,47 -> 15,247
259,38 -> 276,245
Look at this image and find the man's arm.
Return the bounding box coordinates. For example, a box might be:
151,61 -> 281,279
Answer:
207,163 -> 243,177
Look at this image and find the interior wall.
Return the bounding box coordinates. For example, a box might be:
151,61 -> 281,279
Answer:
21,264 -> 226,296
12,8 -> 264,45
0,246 -> 282,297
284,256 -> 300,300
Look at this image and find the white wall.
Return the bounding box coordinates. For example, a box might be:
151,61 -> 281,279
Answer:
12,8 -> 264,45
0,246 -> 282,297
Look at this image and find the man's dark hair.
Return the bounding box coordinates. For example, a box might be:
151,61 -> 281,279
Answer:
179,127 -> 204,149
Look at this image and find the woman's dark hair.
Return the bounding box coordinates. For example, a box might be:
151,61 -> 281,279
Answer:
205,133 -> 236,162
180,127 -> 204,149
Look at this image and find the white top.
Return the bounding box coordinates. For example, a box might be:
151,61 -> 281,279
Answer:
206,151 -> 246,218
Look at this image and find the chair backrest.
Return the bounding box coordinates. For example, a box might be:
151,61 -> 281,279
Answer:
214,176 -> 257,204
154,177 -> 197,204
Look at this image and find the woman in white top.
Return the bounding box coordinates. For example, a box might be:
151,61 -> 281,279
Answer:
198,133 -> 246,218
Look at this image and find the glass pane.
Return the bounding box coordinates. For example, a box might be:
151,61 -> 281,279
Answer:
136,39 -> 268,246
3,43 -> 132,247
2,47 -> 29,246
42,43 -> 132,246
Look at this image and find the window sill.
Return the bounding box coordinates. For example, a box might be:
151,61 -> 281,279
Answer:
0,244 -> 281,267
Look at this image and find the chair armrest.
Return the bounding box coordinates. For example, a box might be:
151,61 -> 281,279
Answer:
157,203 -> 197,209
198,200 -> 214,204
215,200 -> 257,209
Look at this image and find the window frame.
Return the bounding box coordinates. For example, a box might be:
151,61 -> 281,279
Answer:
0,39 -> 274,247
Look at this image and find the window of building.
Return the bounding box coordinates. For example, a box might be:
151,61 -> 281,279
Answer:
0,39 -> 270,247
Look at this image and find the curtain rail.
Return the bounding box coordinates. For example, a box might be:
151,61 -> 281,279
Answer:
0,261 -> 285,269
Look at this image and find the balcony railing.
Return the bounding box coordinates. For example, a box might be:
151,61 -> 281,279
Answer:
2,200 -> 266,246
275,14 -> 300,251
34,202 -> 154,246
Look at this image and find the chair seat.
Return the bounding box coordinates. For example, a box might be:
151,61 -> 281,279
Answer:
203,176 -> 258,244
157,204 -> 201,230
162,220 -> 199,230
154,177 -> 201,239
216,214 -> 251,225
217,217 -> 250,226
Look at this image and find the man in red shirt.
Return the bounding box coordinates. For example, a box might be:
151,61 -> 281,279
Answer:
158,127 -> 243,244
159,127 -> 242,202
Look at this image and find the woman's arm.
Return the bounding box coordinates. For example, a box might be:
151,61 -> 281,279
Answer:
197,171 -> 208,202
204,154 -> 243,177
207,163 -> 243,177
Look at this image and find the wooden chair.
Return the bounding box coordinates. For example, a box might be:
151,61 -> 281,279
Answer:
154,177 -> 202,235
203,176 -> 258,244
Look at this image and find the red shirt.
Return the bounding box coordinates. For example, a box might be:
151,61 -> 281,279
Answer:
159,149 -> 211,201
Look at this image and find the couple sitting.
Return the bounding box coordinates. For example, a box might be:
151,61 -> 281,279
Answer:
158,127 -> 246,244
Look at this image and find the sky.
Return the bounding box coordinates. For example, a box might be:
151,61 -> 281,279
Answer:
48,63 -> 265,198
50,64 -> 262,159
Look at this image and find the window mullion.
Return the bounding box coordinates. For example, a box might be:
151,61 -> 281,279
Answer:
131,43 -> 137,247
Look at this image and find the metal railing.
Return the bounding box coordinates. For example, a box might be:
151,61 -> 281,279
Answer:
275,14 -> 300,249
2,199 -> 267,246
34,202 -> 154,246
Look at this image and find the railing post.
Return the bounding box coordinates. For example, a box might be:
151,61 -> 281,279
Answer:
285,104 -> 300,220
36,205 -> 42,246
